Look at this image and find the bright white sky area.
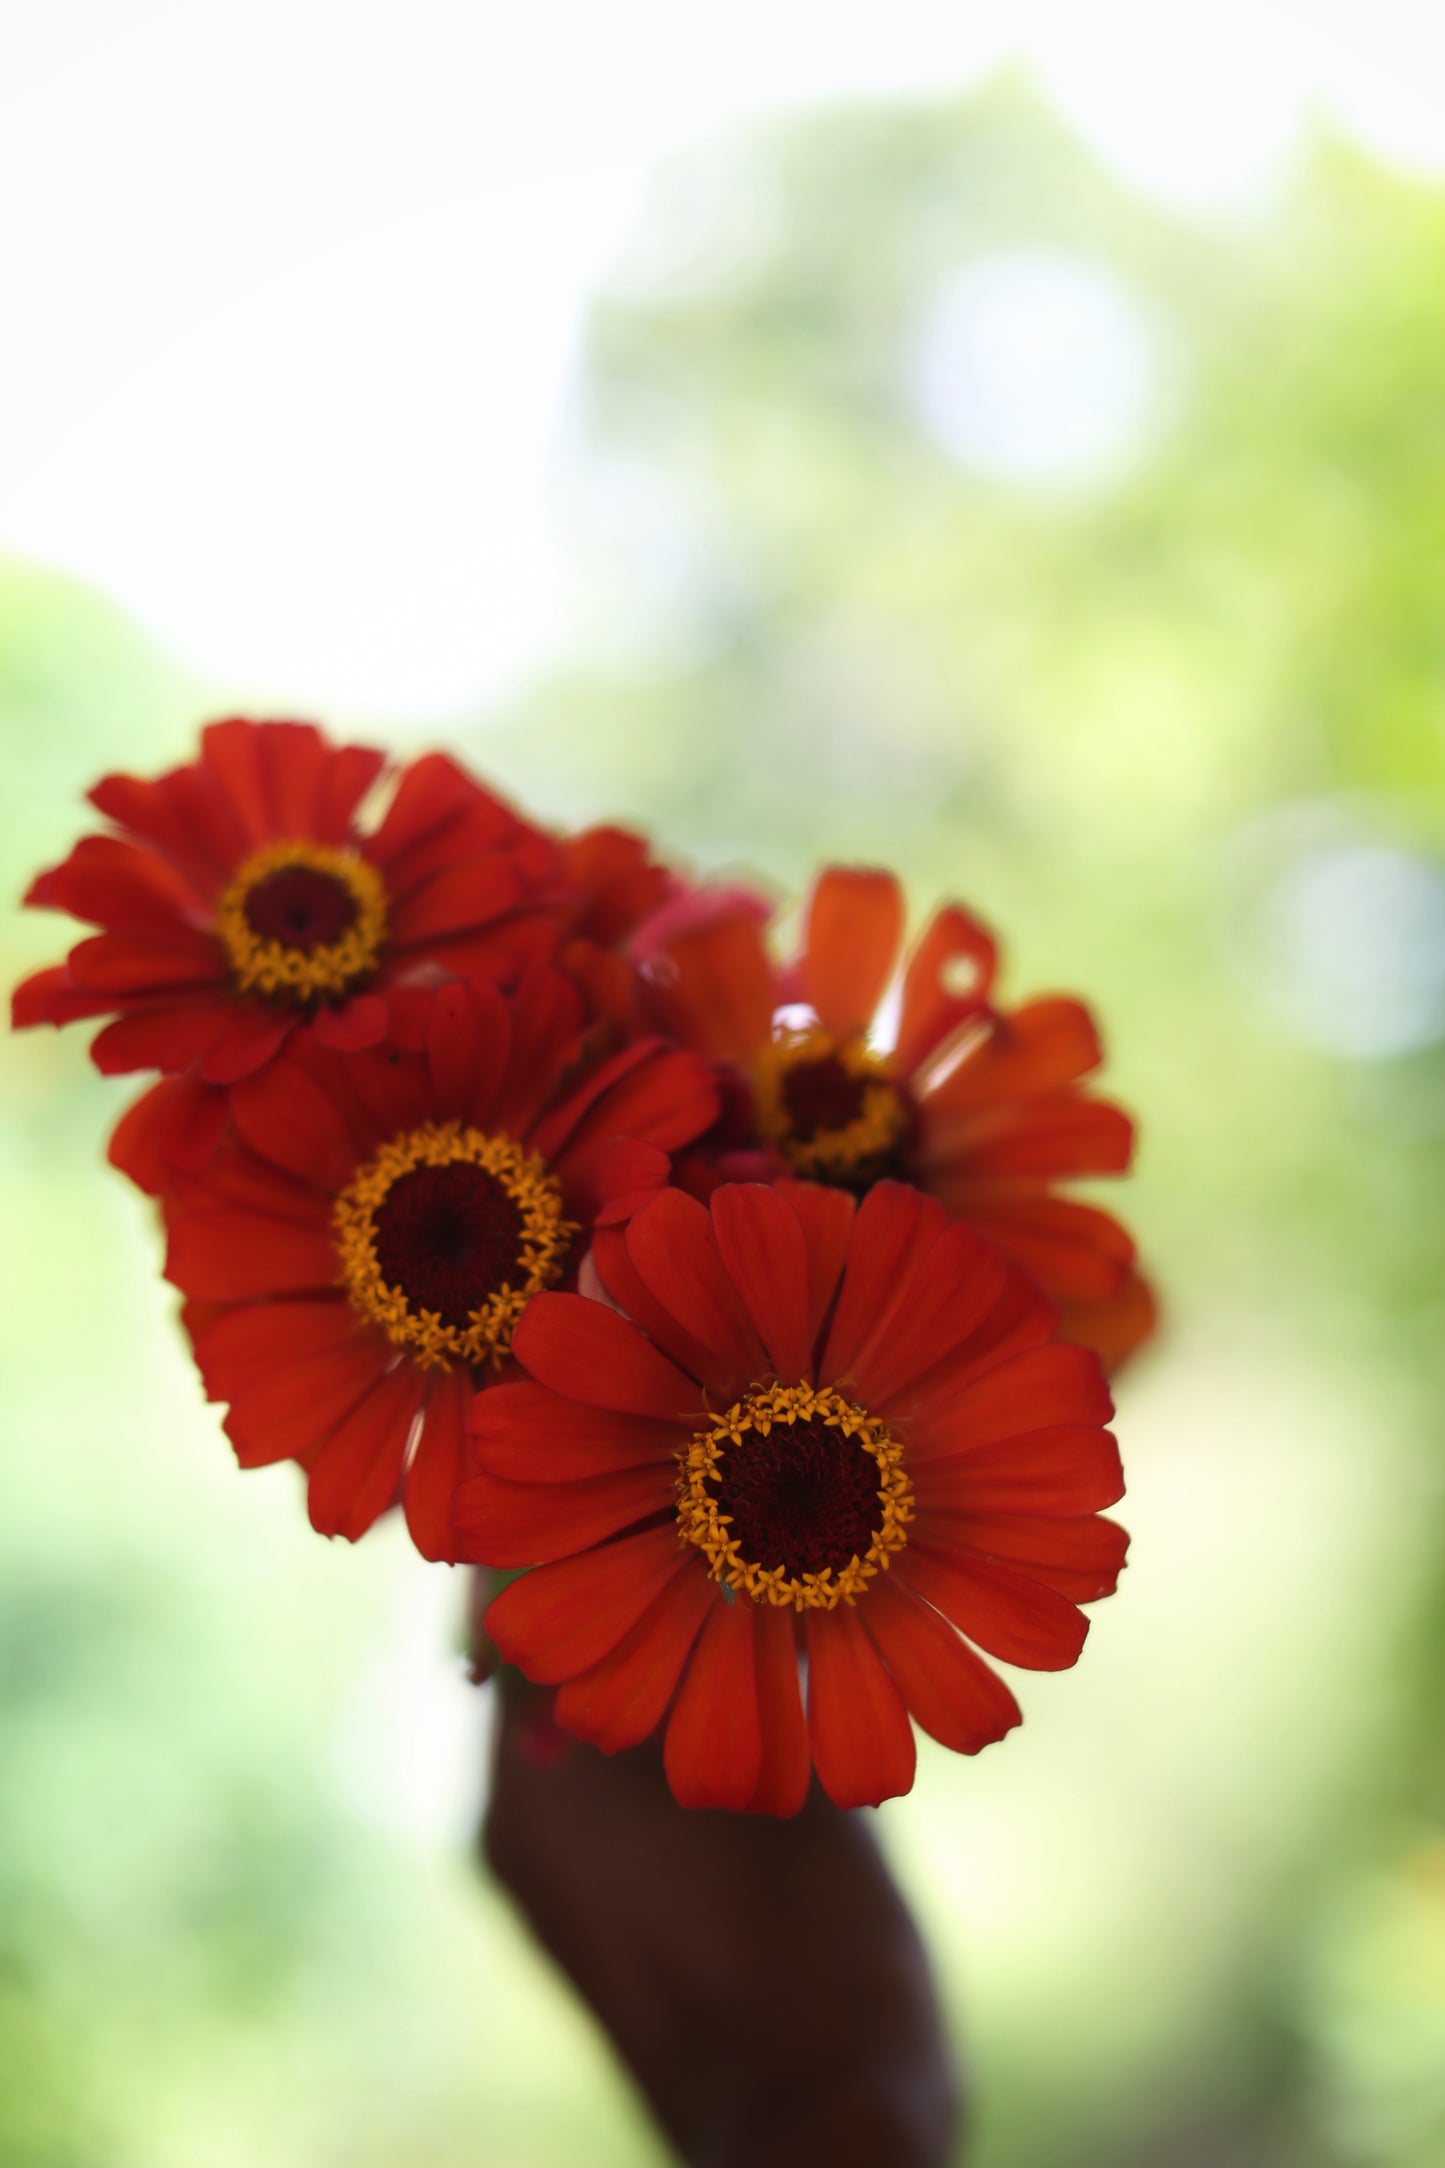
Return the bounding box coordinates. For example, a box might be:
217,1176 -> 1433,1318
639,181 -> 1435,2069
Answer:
3,0 -> 1444,717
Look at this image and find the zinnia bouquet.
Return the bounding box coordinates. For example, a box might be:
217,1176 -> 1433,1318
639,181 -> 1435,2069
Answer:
15,716 -> 1151,1813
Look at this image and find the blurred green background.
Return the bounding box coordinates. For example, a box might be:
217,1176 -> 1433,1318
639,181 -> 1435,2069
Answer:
5,79 -> 1445,2168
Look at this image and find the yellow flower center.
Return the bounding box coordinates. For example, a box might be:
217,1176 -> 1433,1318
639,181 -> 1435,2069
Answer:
677,1381 -> 913,1611
752,1027 -> 909,1186
216,840 -> 388,1002
333,1122 -> 577,1372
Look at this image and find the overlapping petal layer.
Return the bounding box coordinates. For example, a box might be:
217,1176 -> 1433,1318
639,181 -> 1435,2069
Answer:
162,970 -> 718,1559
13,720 -> 574,1118
639,866 -> 1154,1368
461,1179 -> 1126,1813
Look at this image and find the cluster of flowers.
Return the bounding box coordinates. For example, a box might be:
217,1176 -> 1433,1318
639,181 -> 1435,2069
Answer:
15,718 -> 1152,1813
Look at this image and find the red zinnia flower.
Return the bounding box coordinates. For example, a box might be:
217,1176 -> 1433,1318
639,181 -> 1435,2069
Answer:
638,867 -> 1155,1370
13,717 -> 568,1089
162,969 -> 719,1560
458,1177 -> 1126,1813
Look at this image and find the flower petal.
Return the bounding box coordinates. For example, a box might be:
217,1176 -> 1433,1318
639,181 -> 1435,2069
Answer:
230,1058 -> 364,1192
644,910 -> 776,1067
747,1602 -> 810,1816
710,1183 -> 815,1385
467,1378 -> 681,1482
905,1343 -> 1112,1452
513,1293 -> 700,1420
846,1220 -> 1008,1413
108,1074 -> 229,1194
806,1602 -> 916,1809
404,1365 -> 476,1563
893,904 -> 998,1074
862,1577 -> 1021,1754
311,993 -> 389,1052
454,1462 -> 670,1565
222,1329 -> 396,1468
916,1423 -> 1125,1516
165,1205 -> 339,1300
624,1188 -> 764,1389
799,867 -> 904,1039
774,1178 -> 855,1352
820,1181 -> 949,1390
664,1596 -> 763,1811
486,1523 -> 689,1683
927,1512 -> 1129,1602
904,1545 -> 1088,1670
425,976 -> 510,1123
553,1565 -> 714,1753
304,1360 -> 424,1540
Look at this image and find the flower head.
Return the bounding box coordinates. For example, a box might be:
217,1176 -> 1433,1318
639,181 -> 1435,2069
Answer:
639,866 -> 1154,1369
459,1178 -> 1126,1813
13,718 -> 568,1090
162,968 -> 718,1559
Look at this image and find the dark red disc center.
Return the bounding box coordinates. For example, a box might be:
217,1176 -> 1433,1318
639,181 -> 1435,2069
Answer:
780,1054 -> 867,1139
244,864 -> 359,952
711,1415 -> 882,1579
372,1162 -> 525,1328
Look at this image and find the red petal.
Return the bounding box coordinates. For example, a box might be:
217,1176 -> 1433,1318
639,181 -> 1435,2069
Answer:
799,867 -> 904,1039
230,1057 -> 363,1192
644,911 -> 776,1067
922,997 -> 1103,1105
403,1365 -> 476,1563
512,1293 -> 700,1420
90,998 -> 241,1075
390,858 -> 523,945
190,1297 -> 367,1395
200,718 -> 276,848
66,928 -> 220,995
108,1074 -> 229,1194
905,1545 -> 1088,1670
305,1361 -> 424,1540
453,1462 -> 669,1565
592,1138 -> 672,1225
1057,1269 -> 1158,1373
774,1179 -> 855,1351
926,1093 -> 1135,1181
806,1603 -> 916,1809
252,719 -> 334,835
88,764 -> 238,894
893,904 -> 998,1075
164,1204 -> 338,1300
930,1512 -> 1129,1602
664,1596 -> 763,1811
486,1523 -> 690,1682
222,1330 -> 396,1468
316,741 -> 388,840
198,1006 -> 295,1085
747,1602 -> 810,1816
861,1578 -> 1020,1754
12,963 -> 114,1028
467,1378 -> 681,1482
548,1048 -> 720,1220
820,1181 -> 949,1389
623,1188 -> 764,1390
916,1424 -> 1125,1517
710,1183 -> 814,1385
489,966 -> 584,1139
906,1343 -> 1112,1451
26,832 -> 207,934
846,1219 -> 1009,1414
424,977 -> 510,1122
553,1565 -> 714,1753
311,993 -> 388,1052
590,1226 -> 727,1388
